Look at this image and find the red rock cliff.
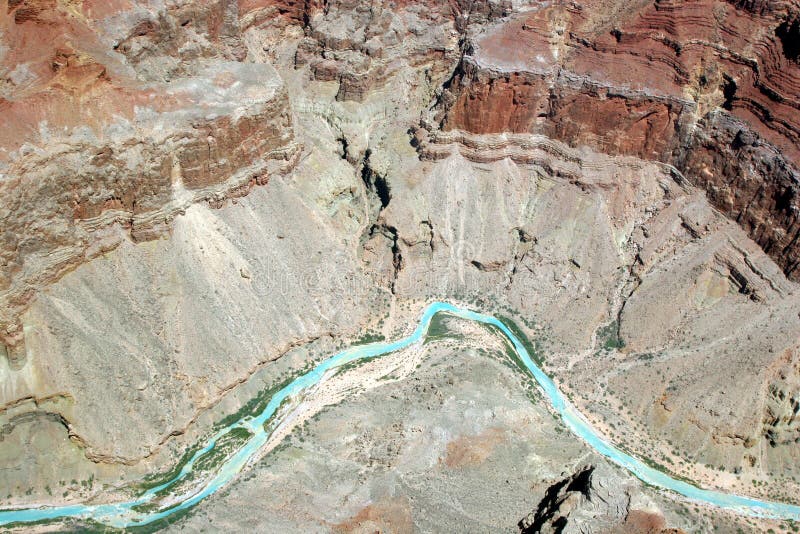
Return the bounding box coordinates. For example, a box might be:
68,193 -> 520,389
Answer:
435,0 -> 800,279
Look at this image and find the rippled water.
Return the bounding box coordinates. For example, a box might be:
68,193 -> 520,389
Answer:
2,302 -> 799,528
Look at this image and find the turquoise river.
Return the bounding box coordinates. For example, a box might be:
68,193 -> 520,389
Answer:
2,302 -> 800,529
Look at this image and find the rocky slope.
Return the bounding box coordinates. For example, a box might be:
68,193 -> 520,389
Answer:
518,465 -> 686,534
0,0 -> 300,361
1,0 -> 800,531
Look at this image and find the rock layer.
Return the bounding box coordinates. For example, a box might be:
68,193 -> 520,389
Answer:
433,0 -> 800,280
0,1 -> 300,354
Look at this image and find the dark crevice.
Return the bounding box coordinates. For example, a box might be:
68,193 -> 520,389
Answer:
361,149 -> 391,210
389,227 -> 403,293
781,225 -> 800,256
774,185 -> 796,213
680,219 -> 702,239
517,227 -> 534,243
776,17 -> 800,63
732,127 -> 757,149
367,223 -> 403,294
728,266 -> 752,296
785,258 -> 800,277
337,136 -> 349,161
421,220 -> 435,252
611,261 -> 642,351
721,74 -> 737,110
301,0 -> 316,31
505,227 -> 536,290
358,147 -> 400,292
373,174 -> 391,209
564,466 -> 593,498
614,295 -> 628,348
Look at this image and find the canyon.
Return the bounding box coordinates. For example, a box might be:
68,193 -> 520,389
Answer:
1,0 -> 800,532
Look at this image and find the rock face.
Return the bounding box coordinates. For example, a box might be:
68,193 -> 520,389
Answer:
518,465 -> 596,534
0,1 -> 300,357
518,465 -> 685,534
763,349 -> 800,447
433,0 -> 800,280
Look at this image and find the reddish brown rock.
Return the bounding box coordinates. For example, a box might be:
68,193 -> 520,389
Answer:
440,58 -> 691,160
434,0 -> 800,279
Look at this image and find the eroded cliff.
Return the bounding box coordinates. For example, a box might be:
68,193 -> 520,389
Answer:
0,0 -> 300,359
433,0 -> 800,281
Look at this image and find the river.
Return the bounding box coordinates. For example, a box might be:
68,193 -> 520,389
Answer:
2,302 -> 799,528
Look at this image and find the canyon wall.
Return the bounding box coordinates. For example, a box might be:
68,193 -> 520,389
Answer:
0,0 -> 518,355
4,2 -> 799,348
434,0 -> 800,280
0,1 -> 302,357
